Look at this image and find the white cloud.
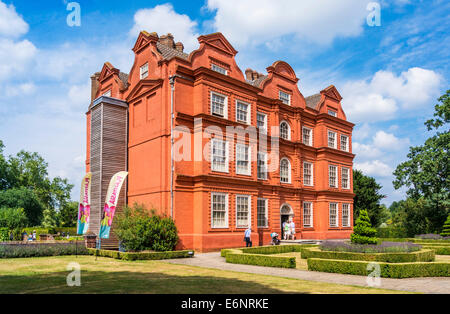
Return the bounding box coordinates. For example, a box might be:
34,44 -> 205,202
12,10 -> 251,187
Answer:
206,0 -> 368,46
372,130 -> 409,150
130,4 -> 199,52
354,160 -> 393,177
0,38 -> 37,81
3,82 -> 36,97
352,142 -> 382,159
341,67 -> 443,123
0,1 -> 28,38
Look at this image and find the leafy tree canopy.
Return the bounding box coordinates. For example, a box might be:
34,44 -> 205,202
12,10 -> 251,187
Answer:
353,169 -> 386,227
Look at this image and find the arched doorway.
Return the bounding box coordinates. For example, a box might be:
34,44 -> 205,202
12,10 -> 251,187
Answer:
280,204 -> 293,240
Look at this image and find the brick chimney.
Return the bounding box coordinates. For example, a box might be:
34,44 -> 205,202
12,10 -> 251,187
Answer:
159,33 -> 175,48
175,42 -> 184,53
90,72 -> 100,103
245,68 -> 253,81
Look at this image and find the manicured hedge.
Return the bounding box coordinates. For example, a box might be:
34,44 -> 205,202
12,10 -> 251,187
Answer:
225,252 -> 296,268
0,242 -> 88,258
380,238 -> 450,244
307,258 -> 450,278
422,246 -> 450,255
301,247 -> 435,263
241,244 -> 317,255
87,248 -> 194,261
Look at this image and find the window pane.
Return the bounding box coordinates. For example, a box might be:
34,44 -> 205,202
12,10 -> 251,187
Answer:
329,165 -> 337,188
236,144 -> 250,175
257,199 -> 268,227
257,152 -> 267,180
329,203 -> 338,227
280,122 -> 289,140
303,202 -> 312,227
212,140 -> 227,172
212,64 -> 227,75
236,102 -> 248,123
280,159 -> 290,183
304,162 -> 313,186
328,131 -> 336,148
236,196 -> 250,228
212,194 -> 227,228
211,93 -> 225,117
279,91 -> 290,105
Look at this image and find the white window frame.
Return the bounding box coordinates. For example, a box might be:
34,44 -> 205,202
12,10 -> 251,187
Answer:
211,139 -> 229,173
211,64 -> 227,75
342,167 -> 350,190
279,90 -> 291,105
328,109 -> 337,117
303,162 -> 314,186
280,121 -> 291,140
280,158 -> 291,184
257,198 -> 268,228
235,100 -> 251,124
236,143 -> 251,176
211,192 -> 229,229
340,135 -> 349,152
302,127 -> 313,146
236,195 -> 251,228
210,91 -> 228,118
328,130 -> 337,149
329,165 -> 338,188
256,112 -> 267,134
329,203 -> 339,227
303,202 -> 313,228
342,203 -> 351,227
257,151 -> 268,180
140,63 -> 149,79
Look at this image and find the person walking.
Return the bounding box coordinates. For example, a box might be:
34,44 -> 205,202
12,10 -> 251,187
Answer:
244,227 -> 252,247
290,219 -> 296,240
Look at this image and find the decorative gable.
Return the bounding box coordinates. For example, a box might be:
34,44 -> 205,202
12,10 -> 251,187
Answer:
320,85 -> 343,102
197,32 -> 238,56
126,79 -> 163,102
132,31 -> 158,53
98,62 -> 119,83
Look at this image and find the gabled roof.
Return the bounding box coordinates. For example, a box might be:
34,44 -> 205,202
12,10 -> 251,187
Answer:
197,32 -> 238,56
305,93 -> 322,110
156,41 -> 189,60
246,75 -> 267,88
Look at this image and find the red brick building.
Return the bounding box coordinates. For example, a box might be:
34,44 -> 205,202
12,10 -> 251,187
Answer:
85,31 -> 355,252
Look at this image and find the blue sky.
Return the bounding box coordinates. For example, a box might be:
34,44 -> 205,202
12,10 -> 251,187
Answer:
0,0 -> 448,205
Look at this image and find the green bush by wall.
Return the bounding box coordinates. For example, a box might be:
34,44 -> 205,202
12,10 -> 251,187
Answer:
301,247 -> 435,263
422,246 -> 450,255
87,248 -> 194,261
307,258 -> 450,278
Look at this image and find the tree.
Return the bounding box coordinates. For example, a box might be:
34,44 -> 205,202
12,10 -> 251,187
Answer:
0,187 -> 44,226
350,209 -> 378,244
41,207 -> 59,229
393,90 -> 449,233
353,169 -> 386,227
391,198 -> 429,237
441,214 -> 450,237
0,207 -> 28,230
58,201 -> 78,227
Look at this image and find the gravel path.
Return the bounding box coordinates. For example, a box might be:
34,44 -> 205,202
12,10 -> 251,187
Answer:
165,252 -> 450,294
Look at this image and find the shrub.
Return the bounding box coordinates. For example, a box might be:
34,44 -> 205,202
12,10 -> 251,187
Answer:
422,246 -> 450,255
226,252 -> 296,268
307,258 -> 450,278
0,188 -> 44,226
320,240 -> 421,253
302,247 -> 434,263
87,248 -> 193,261
441,215 -> 450,237
0,242 -> 88,258
241,244 -> 317,255
351,209 -> 378,244
0,207 -> 28,230
0,228 -> 9,242
114,203 -> 178,252
415,234 -> 450,240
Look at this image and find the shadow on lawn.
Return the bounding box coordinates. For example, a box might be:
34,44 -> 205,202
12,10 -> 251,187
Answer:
0,270 -> 306,294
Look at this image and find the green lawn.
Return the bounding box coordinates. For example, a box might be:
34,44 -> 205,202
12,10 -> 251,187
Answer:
0,255 -> 411,294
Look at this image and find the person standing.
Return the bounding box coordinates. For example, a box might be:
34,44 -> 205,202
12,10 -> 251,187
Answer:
244,227 -> 252,247
290,219 -> 296,240
283,221 -> 290,240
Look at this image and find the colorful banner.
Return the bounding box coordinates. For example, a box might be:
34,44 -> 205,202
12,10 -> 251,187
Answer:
77,173 -> 92,235
99,171 -> 128,239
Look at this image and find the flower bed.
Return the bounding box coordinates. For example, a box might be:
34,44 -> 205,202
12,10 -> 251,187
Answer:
320,240 -> 421,253
0,241 -> 87,258
301,247 -> 435,263
87,248 -> 194,261
307,258 -> 450,278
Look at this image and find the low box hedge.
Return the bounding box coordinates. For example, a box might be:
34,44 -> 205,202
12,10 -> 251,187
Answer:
307,258 -> 450,278
241,244 -> 317,255
301,247 -> 435,263
0,242 -> 88,258
87,248 -> 194,261
422,246 -> 450,255
225,252 -> 296,268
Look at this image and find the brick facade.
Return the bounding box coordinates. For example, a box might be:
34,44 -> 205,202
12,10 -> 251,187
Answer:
85,31 -> 355,252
